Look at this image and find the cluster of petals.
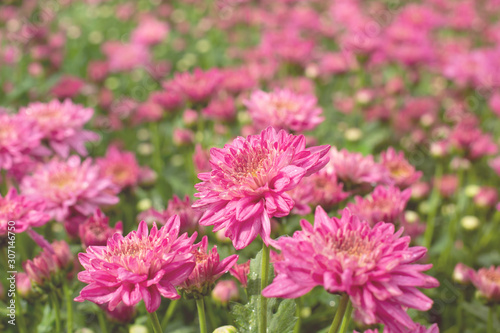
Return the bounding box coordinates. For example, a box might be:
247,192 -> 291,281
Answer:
19,99 -> 99,158
244,89 -> 324,133
229,260 -> 250,288
20,156 -> 119,222
192,126 -> 330,250
137,195 -> 201,233
263,207 -> 439,332
0,188 -> 50,235
0,112 -> 47,170
346,186 -> 411,226
470,266 -> 500,302
178,236 -> 239,297
380,148 -> 422,188
357,323 -> 439,333
75,218 -> 197,313
172,68 -> 223,103
97,145 -> 140,190
330,147 -> 392,187
79,209 -> 123,249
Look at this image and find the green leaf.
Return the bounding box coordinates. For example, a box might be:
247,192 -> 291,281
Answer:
231,249 -> 297,333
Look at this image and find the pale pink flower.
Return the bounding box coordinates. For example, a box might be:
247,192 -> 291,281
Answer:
244,89 -> 323,133
0,188 -> 50,235
263,207 -> 439,332
202,96 -> 236,122
212,280 -> 239,305
346,186 -> 411,226
453,263 -> 473,284
19,99 -> 99,158
179,236 -> 238,297
75,218 -> 196,313
330,147 -> 392,187
131,17 -> 169,46
97,145 -> 140,190
380,148 -> 422,188
357,323 -> 439,333
0,113 -> 47,170
51,75 -> 85,99
79,209 -> 123,249
229,260 -> 250,288
20,156 -> 119,222
304,166 -> 349,211
103,42 -> 151,72
470,266 -> 500,301
172,68 -> 223,103
474,187 -> 498,208
192,127 -> 330,249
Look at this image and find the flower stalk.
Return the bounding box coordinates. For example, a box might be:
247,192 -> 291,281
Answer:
196,297 -> 208,333
148,310 -> 163,333
260,243 -> 270,333
328,294 -> 350,333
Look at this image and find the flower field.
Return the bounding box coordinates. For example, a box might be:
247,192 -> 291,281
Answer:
1,0 -> 500,332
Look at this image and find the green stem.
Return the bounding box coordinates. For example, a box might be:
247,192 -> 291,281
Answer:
423,163 -> 442,249
338,300 -> 353,333
293,297 -> 302,333
50,292 -> 61,333
260,244 -> 270,333
487,306 -> 494,333
97,309 -> 108,333
148,311 -> 163,333
1,169 -> 7,195
161,299 -> 178,330
196,297 -> 207,333
328,294 -> 350,333
63,282 -> 73,333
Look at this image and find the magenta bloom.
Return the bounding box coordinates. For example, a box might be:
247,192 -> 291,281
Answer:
357,323 -> 439,333
137,195 -> 201,233
470,266 -> 500,301
103,42 -> 151,72
244,89 -> 323,133
263,207 -> 439,332
0,188 -> 50,235
303,166 -> 349,211
330,147 -> 392,187
75,218 -> 197,313
380,148 -> 422,188
79,209 -> 123,249
24,240 -> 73,287
19,99 -> 99,158
0,113 -> 46,170
131,17 -> 169,46
346,186 -> 411,226
179,236 -> 239,297
20,156 -> 119,222
192,127 -> 330,249
97,145 -> 140,190
172,68 -> 223,103
229,260 -> 250,288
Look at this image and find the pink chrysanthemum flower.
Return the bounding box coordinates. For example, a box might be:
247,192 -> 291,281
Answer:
380,148 -> 422,188
192,127 -> 330,250
357,323 -> 439,333
244,89 -> 324,133
263,207 -> 439,332
103,42 -> 151,72
0,188 -> 50,235
330,147 -> 392,187
131,17 -> 169,46
137,195 -> 201,233
229,260 -> 250,288
172,68 -> 223,103
19,99 -> 99,158
75,218 -> 197,313
97,145 -> 140,190
179,236 -> 239,298
304,166 -> 349,211
20,156 -> 119,222
346,186 -> 411,226
0,113 -> 47,170
79,209 -> 123,249
470,266 -> 500,302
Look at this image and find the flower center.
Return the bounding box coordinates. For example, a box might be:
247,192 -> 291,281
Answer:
484,270 -> 500,284
49,171 -> 77,189
327,230 -> 377,266
194,250 -> 208,264
228,148 -> 271,186
387,161 -> 412,179
0,124 -> 16,144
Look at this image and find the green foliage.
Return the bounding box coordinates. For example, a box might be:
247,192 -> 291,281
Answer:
231,250 -> 297,333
